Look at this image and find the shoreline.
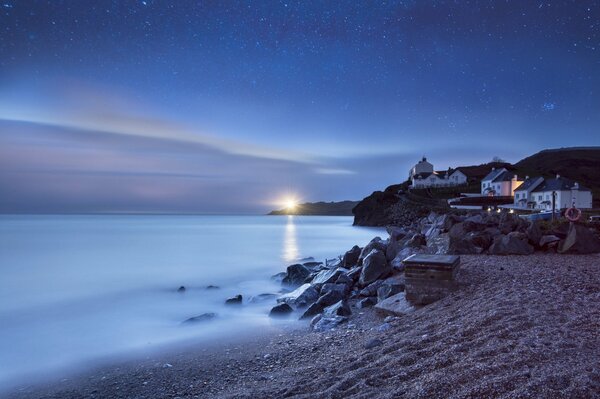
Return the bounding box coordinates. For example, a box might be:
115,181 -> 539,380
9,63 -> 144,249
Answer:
7,253 -> 600,398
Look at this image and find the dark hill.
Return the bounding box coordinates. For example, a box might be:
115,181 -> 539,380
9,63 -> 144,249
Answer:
269,201 -> 359,216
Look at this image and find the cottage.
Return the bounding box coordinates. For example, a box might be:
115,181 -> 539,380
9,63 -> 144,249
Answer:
481,168 -> 524,196
409,157 -> 467,189
516,175 -> 592,211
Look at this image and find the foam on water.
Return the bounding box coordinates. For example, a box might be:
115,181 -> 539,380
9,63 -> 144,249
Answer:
0,215 -> 381,390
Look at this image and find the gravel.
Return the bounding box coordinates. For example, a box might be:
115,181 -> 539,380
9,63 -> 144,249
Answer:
6,254 -> 600,399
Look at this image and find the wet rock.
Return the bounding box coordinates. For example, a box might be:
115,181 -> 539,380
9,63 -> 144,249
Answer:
248,293 -> 278,303
270,272 -> 287,283
299,302 -> 323,319
320,283 -> 349,297
539,234 -> 561,248
282,264 -> 311,287
335,273 -> 353,286
377,275 -> 405,302
359,280 -> 384,297
357,297 -> 377,308
342,245 -> 362,267
277,284 -> 319,308
374,293 -> 415,316
346,267 -> 362,282
526,221 -> 543,247
323,300 -> 352,317
377,323 -> 392,332
364,338 -> 383,349
316,290 -> 345,307
358,237 -> 388,265
312,268 -> 347,285
406,233 -> 427,248
225,294 -> 243,305
426,233 -> 450,255
206,285 -> 220,290
303,261 -> 324,271
558,224 -> 600,254
489,232 -> 534,255
182,312 -> 217,324
359,249 -> 390,286
269,303 -> 293,317
177,286 -> 186,293
311,315 -> 348,332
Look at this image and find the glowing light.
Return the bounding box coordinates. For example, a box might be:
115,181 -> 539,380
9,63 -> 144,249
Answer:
285,198 -> 297,210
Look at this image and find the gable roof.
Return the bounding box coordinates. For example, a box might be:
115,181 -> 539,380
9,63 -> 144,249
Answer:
482,168 -> 505,182
531,177 -> 591,193
492,170 -> 519,183
514,177 -> 544,192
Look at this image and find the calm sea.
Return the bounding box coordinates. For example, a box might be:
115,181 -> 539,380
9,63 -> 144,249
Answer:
0,215 -> 381,390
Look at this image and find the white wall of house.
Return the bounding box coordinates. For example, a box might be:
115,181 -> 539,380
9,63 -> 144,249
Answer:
412,170 -> 467,188
530,189 -> 593,211
482,174 -> 523,196
409,159 -> 433,179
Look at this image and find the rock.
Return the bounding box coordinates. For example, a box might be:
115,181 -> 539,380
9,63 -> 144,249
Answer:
312,268 -> 347,285
225,294 -> 242,304
466,230 -> 493,251
377,275 -> 405,302
182,312 -> 217,324
277,284 -> 319,308
342,245 -> 362,267
526,221 -> 543,247
303,261 -> 324,271
384,316 -> 398,323
406,233 -> 427,248
358,237 -> 388,265
323,300 -> 352,317
311,315 -> 348,331
464,214 -> 484,224
269,303 -> 293,317
442,214 -> 463,231
364,338 -> 383,349
488,232 -> 534,255
320,283 -> 349,296
335,273 -> 353,285
316,290 -> 345,307
346,267 -> 362,282
357,297 -> 377,308
374,293 -> 415,316
206,285 -> 220,290
299,302 -> 323,319
270,272 -> 287,283
248,293 -> 278,303
359,249 -> 390,286
282,264 -> 311,287
177,286 -> 186,293
377,323 -> 392,332
359,280 -> 384,297
558,224 -> 600,254
539,234 -> 561,248
447,223 -> 479,254
392,246 -> 426,267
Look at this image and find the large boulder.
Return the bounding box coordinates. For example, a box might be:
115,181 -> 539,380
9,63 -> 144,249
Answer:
323,300 -> 352,317
358,237 -> 388,265
377,274 -> 405,302
359,249 -> 390,286
526,221 -> 543,248
359,280 -> 384,297
342,245 -> 362,267
182,312 -> 217,324
448,223 -> 479,254
539,234 -> 561,248
406,233 -> 427,248
277,284 -> 319,308
311,267 -> 347,285
488,232 -> 534,255
282,264 -> 311,287
316,290 -> 345,307
320,283 -> 350,297
311,315 -> 348,331
269,303 -> 293,317
299,302 -> 323,319
374,293 -> 415,316
225,294 -> 242,305
558,224 -> 600,254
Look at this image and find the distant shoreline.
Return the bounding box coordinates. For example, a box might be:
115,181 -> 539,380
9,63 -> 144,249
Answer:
268,200 -> 359,216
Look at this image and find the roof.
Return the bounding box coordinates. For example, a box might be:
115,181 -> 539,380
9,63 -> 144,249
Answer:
492,170 -> 519,183
482,168 -> 505,182
531,177 -> 591,193
514,177 -> 543,192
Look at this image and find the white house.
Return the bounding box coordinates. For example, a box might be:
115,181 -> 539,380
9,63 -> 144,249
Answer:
481,168 -> 524,196
409,157 -> 468,188
523,175 -> 593,211
513,176 -> 544,209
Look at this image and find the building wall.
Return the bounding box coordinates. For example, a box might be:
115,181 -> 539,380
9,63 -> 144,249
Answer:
532,190 -> 593,211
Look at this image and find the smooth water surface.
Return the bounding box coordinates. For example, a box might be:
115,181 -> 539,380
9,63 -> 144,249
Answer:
0,215 -> 381,389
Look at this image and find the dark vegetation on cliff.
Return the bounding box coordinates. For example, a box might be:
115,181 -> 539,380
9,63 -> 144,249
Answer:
269,201 -> 359,216
353,147 -> 600,226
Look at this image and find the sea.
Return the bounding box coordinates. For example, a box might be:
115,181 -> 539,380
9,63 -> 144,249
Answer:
0,215 -> 382,390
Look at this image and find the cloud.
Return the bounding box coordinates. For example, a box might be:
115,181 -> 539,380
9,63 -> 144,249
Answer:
313,168 -> 356,175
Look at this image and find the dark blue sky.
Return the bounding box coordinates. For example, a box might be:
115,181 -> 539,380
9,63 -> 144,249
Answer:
0,1 -> 599,213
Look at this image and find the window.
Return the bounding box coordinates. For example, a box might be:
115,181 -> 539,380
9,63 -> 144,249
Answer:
538,195 -> 542,201
516,193 -> 519,199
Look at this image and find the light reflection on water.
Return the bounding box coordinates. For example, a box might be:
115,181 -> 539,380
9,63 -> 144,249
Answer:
0,215 -> 382,391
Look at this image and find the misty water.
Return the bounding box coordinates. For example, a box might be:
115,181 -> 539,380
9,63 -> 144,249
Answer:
0,215 -> 381,390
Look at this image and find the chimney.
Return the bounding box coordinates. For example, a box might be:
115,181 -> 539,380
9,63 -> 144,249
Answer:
492,167 -> 495,171
556,174 -> 560,179
525,175 -> 529,180
573,182 -> 579,189
513,174 -> 518,180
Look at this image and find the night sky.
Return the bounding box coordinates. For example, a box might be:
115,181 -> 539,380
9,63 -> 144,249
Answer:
1,1 -> 599,213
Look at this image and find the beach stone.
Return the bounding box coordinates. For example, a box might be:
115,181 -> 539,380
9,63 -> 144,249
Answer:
406,233 -> 427,248
374,293 -> 415,316
527,221 -> 543,247
282,264 -> 311,287
539,234 -> 561,248
335,273 -> 353,286
277,284 -> 319,308
206,285 -> 220,290
177,286 -> 186,293
377,322 -> 392,332
320,283 -> 349,297
342,245 -> 362,267
489,232 -> 534,255
558,224 -> 600,254
312,268 -> 346,285
270,272 -> 287,283
364,338 -> 383,349
359,249 -> 390,286
359,280 -> 384,297
182,312 -> 217,324
248,293 -> 278,303
346,267 -> 362,282
269,303 -> 293,317
225,294 -> 242,305
299,302 -> 323,319
311,315 -> 348,332
377,276 -> 405,303
303,261 -> 324,271
357,297 -> 377,308
323,300 -> 351,317
358,237 -> 388,265
316,290 -> 344,307
426,233 -> 450,255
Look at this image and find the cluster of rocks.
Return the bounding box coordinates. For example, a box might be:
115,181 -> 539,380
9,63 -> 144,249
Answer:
268,240 -> 410,331
394,210 -> 600,256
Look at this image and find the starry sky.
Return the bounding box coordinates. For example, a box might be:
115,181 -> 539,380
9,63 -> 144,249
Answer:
0,1 -> 599,213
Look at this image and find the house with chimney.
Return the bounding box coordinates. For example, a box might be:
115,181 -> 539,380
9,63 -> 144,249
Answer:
481,167 -> 524,196
409,157 -> 468,188
513,174 -> 592,211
